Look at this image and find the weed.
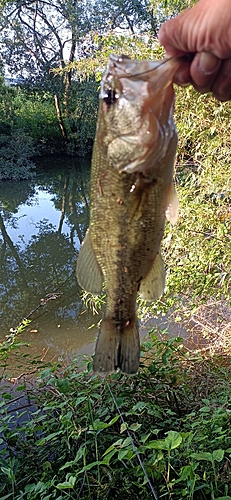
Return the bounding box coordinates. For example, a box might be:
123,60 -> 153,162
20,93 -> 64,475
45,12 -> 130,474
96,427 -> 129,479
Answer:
0,335 -> 231,499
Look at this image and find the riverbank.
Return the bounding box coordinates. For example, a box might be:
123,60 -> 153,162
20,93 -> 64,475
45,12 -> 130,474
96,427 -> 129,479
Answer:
1,295 -> 231,500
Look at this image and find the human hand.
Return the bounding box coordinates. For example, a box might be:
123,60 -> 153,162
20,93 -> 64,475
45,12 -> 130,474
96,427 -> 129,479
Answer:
158,0 -> 231,101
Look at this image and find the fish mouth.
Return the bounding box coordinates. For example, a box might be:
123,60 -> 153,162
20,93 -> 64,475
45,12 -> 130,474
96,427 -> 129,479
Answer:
100,53 -> 182,105
108,53 -> 181,79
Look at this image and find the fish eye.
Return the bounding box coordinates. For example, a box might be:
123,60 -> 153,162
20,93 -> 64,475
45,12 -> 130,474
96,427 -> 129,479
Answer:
103,89 -> 118,105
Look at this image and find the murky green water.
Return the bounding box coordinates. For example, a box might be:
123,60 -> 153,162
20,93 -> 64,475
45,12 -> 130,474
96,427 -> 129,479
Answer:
0,155 -> 100,371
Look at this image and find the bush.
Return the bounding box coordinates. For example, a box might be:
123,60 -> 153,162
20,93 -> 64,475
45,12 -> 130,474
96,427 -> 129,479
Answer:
0,335 -> 231,499
0,130 -> 36,180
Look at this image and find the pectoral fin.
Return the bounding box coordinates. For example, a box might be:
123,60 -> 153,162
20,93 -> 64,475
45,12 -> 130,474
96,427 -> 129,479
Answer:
165,182 -> 178,224
139,251 -> 165,301
76,230 -> 103,295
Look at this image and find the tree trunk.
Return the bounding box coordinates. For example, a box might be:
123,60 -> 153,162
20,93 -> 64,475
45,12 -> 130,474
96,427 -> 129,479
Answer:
63,37 -> 77,116
54,94 -> 68,139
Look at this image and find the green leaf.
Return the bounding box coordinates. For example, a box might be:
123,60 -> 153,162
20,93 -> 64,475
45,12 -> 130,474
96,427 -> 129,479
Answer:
131,402 -> 146,412
214,497 -> 231,500
212,449 -> 224,462
179,465 -> 194,481
77,461 -> 103,474
56,378 -> 69,394
15,384 -> 26,391
121,437 -> 132,448
102,449 -> 117,465
199,406 -> 210,413
115,397 -> 123,407
36,430 -> 63,445
24,484 -> 37,493
191,452 -> 213,462
102,439 -> 123,457
75,396 -> 87,405
145,439 -> 168,450
164,431 -> 182,450
118,448 -> 131,461
152,451 -> 164,466
60,445 -> 86,471
0,493 -> 16,500
40,368 -> 53,380
129,423 -> 142,432
1,467 -> 13,479
146,431 -> 182,451
120,422 -> 128,433
56,476 -> 76,489
89,415 -> 120,431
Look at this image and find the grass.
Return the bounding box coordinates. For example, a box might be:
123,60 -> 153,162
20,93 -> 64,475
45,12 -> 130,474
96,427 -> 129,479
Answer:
0,327 -> 231,500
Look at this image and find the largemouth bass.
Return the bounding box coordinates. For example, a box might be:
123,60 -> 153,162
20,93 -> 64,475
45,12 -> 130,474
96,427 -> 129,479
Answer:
76,54 -> 180,374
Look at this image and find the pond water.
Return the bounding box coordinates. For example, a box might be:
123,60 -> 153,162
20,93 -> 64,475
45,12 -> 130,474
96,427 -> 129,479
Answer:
0,155 -> 99,373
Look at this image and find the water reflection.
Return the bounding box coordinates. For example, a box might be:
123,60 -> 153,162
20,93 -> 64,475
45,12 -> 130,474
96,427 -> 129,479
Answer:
0,155 -> 98,369
5,190 -> 71,246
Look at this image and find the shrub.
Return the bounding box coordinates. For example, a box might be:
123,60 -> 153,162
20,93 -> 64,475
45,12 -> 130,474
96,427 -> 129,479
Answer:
0,130 -> 36,180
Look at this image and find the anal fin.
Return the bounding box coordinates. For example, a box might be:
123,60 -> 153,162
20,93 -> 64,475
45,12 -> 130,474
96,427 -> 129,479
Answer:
139,251 -> 165,301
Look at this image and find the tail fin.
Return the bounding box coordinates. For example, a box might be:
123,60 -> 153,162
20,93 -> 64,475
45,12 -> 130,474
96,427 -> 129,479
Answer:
119,317 -> 140,374
93,317 -> 140,375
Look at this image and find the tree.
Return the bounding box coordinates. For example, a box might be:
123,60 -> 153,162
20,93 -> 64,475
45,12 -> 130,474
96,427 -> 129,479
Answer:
0,0 -> 157,119
0,0 -> 196,150
88,0 -> 151,34
0,0 -> 91,139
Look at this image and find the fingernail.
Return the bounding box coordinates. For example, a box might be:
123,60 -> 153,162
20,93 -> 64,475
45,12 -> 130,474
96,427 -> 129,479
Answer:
199,52 -> 220,75
178,82 -> 191,88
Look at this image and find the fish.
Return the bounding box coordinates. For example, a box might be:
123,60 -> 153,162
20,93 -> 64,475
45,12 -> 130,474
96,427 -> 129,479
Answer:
76,54 -> 181,374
